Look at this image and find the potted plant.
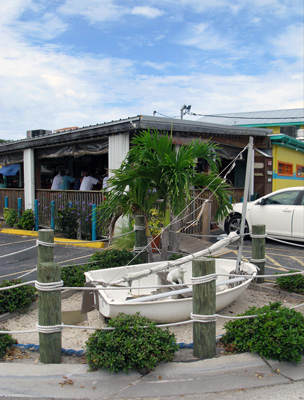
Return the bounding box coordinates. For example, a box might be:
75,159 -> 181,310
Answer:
148,208 -> 164,252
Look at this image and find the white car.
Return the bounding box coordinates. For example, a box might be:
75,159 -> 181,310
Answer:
218,187 -> 304,242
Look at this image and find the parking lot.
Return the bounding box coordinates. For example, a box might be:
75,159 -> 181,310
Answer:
0,231 -> 303,284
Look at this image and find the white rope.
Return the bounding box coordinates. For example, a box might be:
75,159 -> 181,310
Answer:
36,239 -> 56,247
191,313 -> 218,323
36,323 -> 63,334
250,233 -> 267,239
250,258 -> 266,263
1,302 -> 303,335
134,225 -> 146,231
191,274 -> 218,284
35,280 -> 63,291
133,246 -> 146,251
0,280 -> 36,291
0,244 -> 38,259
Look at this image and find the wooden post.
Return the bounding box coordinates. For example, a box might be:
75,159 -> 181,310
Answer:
134,215 -> 148,263
37,229 -> 62,363
201,200 -> 211,240
193,257 -> 216,359
251,225 -> 265,284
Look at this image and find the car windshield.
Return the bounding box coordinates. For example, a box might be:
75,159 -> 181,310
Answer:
263,190 -> 300,206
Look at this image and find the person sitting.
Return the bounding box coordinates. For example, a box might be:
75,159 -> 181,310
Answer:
59,169 -> 74,190
79,171 -> 101,191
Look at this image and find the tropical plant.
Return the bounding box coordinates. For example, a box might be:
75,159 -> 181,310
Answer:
0,279 -> 36,314
97,129 -> 232,259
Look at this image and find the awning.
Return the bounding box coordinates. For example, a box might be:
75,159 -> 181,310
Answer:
0,164 -> 20,176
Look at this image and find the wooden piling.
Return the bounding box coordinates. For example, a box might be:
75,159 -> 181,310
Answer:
193,257 -> 216,359
134,215 -> 148,263
252,225 -> 266,284
37,229 -> 62,363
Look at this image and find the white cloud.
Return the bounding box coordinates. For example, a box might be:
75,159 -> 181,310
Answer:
270,24 -> 304,59
58,0 -> 127,23
131,6 -> 164,18
181,22 -> 234,51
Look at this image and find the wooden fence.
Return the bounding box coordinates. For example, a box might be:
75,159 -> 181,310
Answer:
0,188 -> 244,238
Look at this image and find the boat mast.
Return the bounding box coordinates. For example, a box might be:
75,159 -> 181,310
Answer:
236,136 -> 254,273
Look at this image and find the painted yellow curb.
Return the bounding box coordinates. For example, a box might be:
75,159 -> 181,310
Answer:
0,228 -> 105,249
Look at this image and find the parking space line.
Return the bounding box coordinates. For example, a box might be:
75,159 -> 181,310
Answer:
288,256 -> 304,267
0,238 -> 36,247
266,255 -> 281,267
266,265 -> 289,272
0,269 -> 35,279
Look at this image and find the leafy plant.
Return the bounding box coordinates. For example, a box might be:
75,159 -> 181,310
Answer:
61,249 -> 140,287
0,329 -> 16,359
3,208 -> 18,227
220,302 -> 304,363
85,313 -> 179,373
0,279 -> 36,314
55,204 -> 78,239
16,209 -> 35,230
276,270 -> 304,295
148,208 -> 164,236
109,220 -> 135,251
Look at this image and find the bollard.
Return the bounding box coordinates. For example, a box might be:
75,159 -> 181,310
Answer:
5,196 -> 8,208
192,257 -> 216,359
50,200 -> 55,230
34,199 -> 39,231
92,204 -> 97,241
134,215 -> 148,263
251,225 -> 266,284
37,229 -> 62,363
18,197 -> 22,218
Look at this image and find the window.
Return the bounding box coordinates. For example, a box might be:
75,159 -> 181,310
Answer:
296,164 -> 304,178
278,161 -> 293,176
264,190 -> 300,205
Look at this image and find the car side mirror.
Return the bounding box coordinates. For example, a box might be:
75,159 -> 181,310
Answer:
258,198 -> 266,205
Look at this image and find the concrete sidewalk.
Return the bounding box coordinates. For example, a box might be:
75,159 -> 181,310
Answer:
0,353 -> 303,399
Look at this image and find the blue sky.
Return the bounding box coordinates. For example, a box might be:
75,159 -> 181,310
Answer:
1,0 -> 303,140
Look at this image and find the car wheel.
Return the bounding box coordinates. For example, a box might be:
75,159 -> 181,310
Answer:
227,214 -> 249,236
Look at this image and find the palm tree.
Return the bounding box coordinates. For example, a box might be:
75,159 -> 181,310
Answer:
98,129 -> 232,259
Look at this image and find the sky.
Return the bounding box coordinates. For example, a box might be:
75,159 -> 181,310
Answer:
1,0 -> 303,141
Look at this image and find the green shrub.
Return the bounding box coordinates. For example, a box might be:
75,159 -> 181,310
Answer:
55,205 -> 78,239
0,279 -> 36,314
61,249 -> 140,287
3,208 -> 18,227
276,270 -> 304,295
0,329 -> 17,359
16,209 -> 35,231
220,302 -> 304,363
86,313 -> 179,373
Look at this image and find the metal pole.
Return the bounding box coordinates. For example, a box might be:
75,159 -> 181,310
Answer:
18,197 -> 22,219
50,200 -> 55,230
4,196 -> 8,208
34,199 -> 39,231
236,136 -> 254,272
92,204 -> 97,241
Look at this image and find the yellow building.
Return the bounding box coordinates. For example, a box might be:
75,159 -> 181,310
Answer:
270,135 -> 304,190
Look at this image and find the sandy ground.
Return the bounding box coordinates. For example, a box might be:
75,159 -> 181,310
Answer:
1,285 -> 303,354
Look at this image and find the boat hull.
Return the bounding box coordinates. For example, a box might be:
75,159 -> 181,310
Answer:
85,258 -> 257,323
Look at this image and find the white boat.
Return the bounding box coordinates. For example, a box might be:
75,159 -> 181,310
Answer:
84,233 -> 257,323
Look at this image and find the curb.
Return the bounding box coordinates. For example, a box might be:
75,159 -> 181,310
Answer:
0,228 -> 105,249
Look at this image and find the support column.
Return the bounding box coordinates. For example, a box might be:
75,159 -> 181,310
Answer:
23,148 -> 35,210
108,133 -> 130,177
